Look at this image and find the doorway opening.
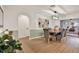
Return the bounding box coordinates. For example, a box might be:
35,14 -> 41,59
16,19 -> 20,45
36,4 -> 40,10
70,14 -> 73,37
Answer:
18,15 -> 30,39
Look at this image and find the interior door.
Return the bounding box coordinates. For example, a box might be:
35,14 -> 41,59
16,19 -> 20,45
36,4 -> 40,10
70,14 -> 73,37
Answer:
18,15 -> 30,38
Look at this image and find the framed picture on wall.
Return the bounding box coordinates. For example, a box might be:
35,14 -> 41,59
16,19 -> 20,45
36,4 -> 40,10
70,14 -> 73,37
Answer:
38,18 -> 42,28
38,17 -> 49,28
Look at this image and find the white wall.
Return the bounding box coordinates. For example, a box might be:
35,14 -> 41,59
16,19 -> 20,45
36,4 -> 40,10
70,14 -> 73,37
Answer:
2,6 -> 50,38
4,8 -> 18,30
31,12 -> 60,29
3,5 -> 49,30
3,6 -> 31,31
0,8 -> 2,26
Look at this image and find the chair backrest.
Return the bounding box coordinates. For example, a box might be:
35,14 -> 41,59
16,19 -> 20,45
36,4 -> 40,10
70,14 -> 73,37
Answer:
43,29 -> 49,40
62,29 -> 67,37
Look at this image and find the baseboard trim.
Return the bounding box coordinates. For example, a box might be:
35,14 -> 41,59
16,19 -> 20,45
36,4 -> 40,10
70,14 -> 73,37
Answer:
19,36 -> 44,40
29,36 -> 44,40
19,36 -> 29,40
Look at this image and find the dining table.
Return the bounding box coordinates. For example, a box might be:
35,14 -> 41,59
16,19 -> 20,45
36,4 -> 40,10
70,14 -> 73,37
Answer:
43,28 -> 62,43
48,29 -> 62,41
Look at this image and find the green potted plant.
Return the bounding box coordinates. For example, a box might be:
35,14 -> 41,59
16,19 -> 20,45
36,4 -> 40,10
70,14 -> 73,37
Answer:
0,31 -> 22,53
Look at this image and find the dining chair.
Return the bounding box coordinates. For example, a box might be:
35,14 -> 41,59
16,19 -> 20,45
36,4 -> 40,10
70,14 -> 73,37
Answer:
61,29 -> 68,42
43,28 -> 57,43
56,32 -> 62,42
49,32 -> 56,41
43,29 -> 50,44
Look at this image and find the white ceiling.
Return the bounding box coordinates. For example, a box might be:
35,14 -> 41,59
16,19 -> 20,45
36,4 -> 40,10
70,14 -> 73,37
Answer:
3,5 -> 79,19
61,5 -> 79,14
46,5 -> 79,19
3,5 -> 79,14
49,5 -> 79,14
60,5 -> 79,19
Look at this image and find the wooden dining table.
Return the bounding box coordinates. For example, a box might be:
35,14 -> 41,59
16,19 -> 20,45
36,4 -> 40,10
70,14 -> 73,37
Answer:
43,28 -> 62,43
48,29 -> 62,43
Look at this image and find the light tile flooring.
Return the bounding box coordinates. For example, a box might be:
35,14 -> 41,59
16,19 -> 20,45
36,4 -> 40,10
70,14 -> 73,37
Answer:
19,36 -> 79,53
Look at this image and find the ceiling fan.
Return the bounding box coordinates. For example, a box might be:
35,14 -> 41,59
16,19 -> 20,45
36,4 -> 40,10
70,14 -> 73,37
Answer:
49,5 -> 60,19
49,5 -> 58,13
49,5 -> 67,20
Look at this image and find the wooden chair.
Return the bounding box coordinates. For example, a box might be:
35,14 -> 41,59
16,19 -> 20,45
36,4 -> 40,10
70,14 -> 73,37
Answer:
56,32 -> 62,42
43,29 -> 49,42
43,29 -> 56,43
61,29 -> 68,41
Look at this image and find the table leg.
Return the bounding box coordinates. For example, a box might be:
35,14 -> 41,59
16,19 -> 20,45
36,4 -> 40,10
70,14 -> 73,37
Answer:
48,38 -> 50,44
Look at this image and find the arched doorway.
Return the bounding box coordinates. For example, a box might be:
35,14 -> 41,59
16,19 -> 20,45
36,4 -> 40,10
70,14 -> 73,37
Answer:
18,15 -> 30,38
